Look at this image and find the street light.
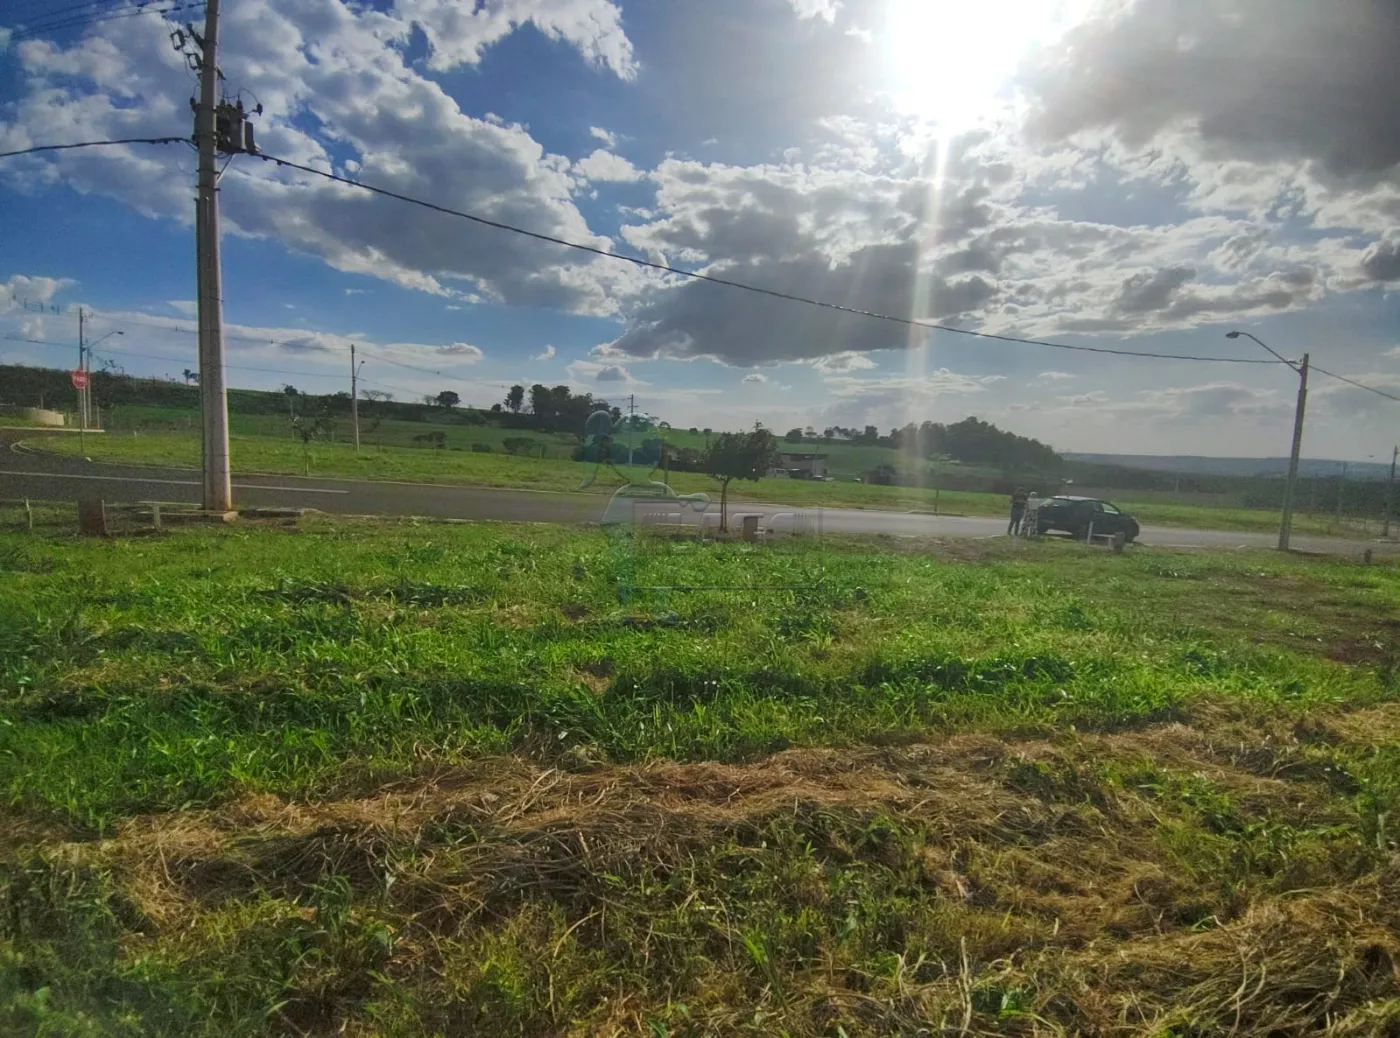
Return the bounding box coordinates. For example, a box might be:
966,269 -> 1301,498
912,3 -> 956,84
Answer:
1226,330 -> 1309,551
76,329 -> 123,447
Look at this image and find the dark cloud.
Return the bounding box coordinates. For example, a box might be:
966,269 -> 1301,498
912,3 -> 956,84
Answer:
1024,0 -> 1400,185
1114,266 -> 1195,315
1360,239 -> 1400,283
608,245 -> 999,365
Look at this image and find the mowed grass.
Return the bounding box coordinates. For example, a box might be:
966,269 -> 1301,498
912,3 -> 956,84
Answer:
32,426 -> 1384,538
29,427 -> 1007,513
3,515 -> 1400,1034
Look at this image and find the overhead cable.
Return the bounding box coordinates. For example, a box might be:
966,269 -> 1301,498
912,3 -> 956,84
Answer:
253,149 -> 1286,367
6,1 -> 204,42
1312,365 -> 1400,404
0,137 -> 187,161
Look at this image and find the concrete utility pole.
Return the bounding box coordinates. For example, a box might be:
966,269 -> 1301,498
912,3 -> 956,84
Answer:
1227,331 -> 1307,551
1279,353 -> 1309,550
1386,446 -> 1397,539
194,0 -> 232,511
350,343 -> 364,451
76,307 -> 86,435
1335,460 -> 1348,526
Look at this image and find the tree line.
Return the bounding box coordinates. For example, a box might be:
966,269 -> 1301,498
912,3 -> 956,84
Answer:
784,415 -> 1062,474
492,383 -> 620,434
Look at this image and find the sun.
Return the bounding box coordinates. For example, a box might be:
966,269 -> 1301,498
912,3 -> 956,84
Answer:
880,0 -> 1095,129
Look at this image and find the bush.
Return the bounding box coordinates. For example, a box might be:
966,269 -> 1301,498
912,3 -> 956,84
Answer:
503,437 -> 541,457
471,443 -> 492,453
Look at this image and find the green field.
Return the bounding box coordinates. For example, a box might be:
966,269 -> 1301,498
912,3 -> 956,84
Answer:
98,403 -> 970,483
27,422 -> 1385,538
3,514 -> 1399,1034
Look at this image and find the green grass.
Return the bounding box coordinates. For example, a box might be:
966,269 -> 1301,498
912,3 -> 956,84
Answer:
31,426 -> 1007,513
34,426 -> 1385,538
3,515 -> 1400,1033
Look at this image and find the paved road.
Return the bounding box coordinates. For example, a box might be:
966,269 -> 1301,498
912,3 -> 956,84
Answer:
1,445 -> 1389,555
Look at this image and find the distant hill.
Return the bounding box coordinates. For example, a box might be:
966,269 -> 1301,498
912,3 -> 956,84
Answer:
1064,453 -> 1392,481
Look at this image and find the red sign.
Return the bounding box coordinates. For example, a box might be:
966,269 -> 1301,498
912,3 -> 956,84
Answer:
70,369 -> 89,390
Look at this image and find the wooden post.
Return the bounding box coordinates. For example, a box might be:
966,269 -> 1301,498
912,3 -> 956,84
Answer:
24,498 -> 33,532
78,498 -> 108,537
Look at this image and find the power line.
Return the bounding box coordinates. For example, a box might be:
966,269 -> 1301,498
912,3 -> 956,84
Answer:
0,137 -> 187,161
52,306 -> 513,387
1312,365 -> 1400,404
4,334 -> 469,402
3,137 -> 1293,367
6,0 -> 203,42
252,149 -> 1286,367
13,138 -> 1366,385
3,0 -> 126,25
4,334 -> 347,381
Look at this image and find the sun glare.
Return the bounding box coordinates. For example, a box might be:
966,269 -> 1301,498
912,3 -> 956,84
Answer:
881,0 -> 1094,129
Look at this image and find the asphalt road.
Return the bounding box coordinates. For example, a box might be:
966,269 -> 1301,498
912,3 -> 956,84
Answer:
1,445 -> 1388,555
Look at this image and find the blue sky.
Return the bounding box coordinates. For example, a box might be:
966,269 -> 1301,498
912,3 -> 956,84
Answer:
2,0 -> 1399,456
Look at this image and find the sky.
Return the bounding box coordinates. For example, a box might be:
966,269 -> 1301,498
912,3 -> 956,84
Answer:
1,0 -> 1399,459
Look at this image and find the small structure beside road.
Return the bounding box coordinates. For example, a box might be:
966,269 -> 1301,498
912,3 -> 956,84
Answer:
768,451 -> 828,479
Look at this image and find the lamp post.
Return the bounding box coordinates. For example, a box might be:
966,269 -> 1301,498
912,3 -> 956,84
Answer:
1226,330 -> 1308,551
79,329 -> 123,449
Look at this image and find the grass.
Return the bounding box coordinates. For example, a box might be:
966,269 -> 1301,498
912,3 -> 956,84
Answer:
31,425 -> 1385,539
3,512 -> 1400,1034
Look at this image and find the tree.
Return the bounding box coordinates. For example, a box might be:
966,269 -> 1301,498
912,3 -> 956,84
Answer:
705,424 -> 778,532
784,427 -> 804,443
436,390 -> 460,409
505,384 -> 525,413
528,383 -> 551,420
282,384 -> 299,417
290,410 -> 334,475
182,368 -> 199,385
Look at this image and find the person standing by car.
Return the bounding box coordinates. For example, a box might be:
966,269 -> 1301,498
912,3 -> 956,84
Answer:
1008,486 -> 1029,536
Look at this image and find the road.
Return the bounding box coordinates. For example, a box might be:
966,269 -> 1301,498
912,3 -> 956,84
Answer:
0,446 -> 1388,554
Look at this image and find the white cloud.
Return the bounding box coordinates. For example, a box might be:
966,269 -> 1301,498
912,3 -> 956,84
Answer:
812,352 -> 877,374
815,369 -> 1006,429
742,372 -> 768,383
390,0 -> 636,79
437,342 -> 484,361
0,0 -> 645,315
573,148 -> 643,183
567,358 -> 647,385
532,344 -> 557,361
1037,371 -> 1074,381
344,288 -> 366,296
0,274 -> 71,312
787,0 -> 840,23
589,126 -> 619,147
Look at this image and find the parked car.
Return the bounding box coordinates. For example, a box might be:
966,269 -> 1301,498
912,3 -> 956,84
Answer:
1033,496 -> 1140,542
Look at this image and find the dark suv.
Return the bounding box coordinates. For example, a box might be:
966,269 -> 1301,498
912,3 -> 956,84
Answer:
1034,496 -> 1140,542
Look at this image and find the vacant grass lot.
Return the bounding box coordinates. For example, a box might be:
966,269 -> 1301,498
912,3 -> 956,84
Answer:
30,428 -> 1383,538
2,515 -> 1399,1035
28,429 -> 1011,515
